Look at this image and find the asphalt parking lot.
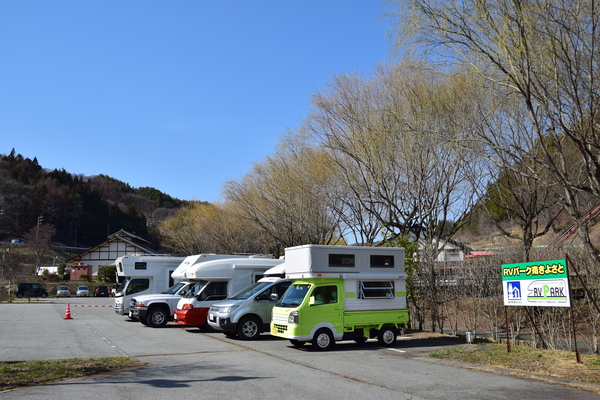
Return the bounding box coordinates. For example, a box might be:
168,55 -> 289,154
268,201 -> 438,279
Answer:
1,297 -> 599,400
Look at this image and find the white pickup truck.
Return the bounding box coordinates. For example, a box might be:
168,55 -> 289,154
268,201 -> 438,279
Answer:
128,281 -> 197,327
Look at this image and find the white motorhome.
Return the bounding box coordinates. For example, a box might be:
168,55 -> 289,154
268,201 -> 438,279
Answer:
126,254 -> 253,327
113,255 -> 186,316
207,264 -> 291,339
174,257 -> 284,329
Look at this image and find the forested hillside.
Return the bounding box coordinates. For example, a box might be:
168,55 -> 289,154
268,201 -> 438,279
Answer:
0,149 -> 189,248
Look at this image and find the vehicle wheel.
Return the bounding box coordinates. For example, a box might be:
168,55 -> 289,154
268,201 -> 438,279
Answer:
237,316 -> 261,340
17,293 -> 23,298
290,340 -> 305,348
41,293 -> 47,298
377,327 -> 397,347
312,328 -> 335,351
201,317 -> 216,332
139,316 -> 148,326
147,306 -> 169,328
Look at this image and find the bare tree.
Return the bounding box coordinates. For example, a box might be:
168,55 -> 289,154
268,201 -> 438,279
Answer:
388,0 -> 600,262
481,165 -> 563,261
224,135 -> 342,254
158,201 -> 275,256
23,223 -> 56,272
306,62 -> 485,331
1,250 -> 32,301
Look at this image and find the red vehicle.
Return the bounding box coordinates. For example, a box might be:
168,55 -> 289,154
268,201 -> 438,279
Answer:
94,285 -> 110,297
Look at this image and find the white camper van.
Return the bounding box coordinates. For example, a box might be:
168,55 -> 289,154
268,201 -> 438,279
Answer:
114,255 -> 186,316
126,254 -> 253,327
174,257 -> 284,329
207,264 -> 291,339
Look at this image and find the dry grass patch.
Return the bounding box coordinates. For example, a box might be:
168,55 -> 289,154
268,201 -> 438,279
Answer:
0,357 -> 146,392
431,343 -> 600,388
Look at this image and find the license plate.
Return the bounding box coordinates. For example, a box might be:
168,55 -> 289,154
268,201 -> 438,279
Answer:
271,327 -> 277,335
174,314 -> 178,320
128,311 -> 132,317
208,315 -> 215,322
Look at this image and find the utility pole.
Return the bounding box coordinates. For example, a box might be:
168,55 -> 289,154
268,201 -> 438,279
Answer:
36,214 -> 43,239
1,248 -> 8,278
35,215 -> 43,273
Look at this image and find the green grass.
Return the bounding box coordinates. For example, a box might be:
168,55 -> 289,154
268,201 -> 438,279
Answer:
0,357 -> 146,391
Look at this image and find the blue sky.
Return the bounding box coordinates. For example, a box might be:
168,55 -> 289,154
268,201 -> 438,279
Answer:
0,1 -> 391,202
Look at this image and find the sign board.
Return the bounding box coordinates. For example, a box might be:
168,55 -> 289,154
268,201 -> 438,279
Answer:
502,259 -> 571,307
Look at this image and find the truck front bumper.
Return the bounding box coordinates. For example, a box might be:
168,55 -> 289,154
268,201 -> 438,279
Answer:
174,307 -> 209,326
207,314 -> 236,333
129,306 -> 148,319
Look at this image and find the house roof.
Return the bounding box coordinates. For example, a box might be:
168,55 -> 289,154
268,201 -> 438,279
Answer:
465,250 -> 496,258
67,229 -> 159,263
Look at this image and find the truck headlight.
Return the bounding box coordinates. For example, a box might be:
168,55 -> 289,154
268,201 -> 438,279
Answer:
288,311 -> 299,324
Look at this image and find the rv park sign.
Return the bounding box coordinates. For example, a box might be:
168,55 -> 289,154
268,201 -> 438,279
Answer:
502,259 -> 571,307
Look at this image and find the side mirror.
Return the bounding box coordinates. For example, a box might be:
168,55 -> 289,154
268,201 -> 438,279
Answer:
269,293 -> 279,301
309,296 -> 315,306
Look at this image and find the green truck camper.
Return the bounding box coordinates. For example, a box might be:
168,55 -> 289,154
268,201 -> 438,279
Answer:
270,244 -> 408,350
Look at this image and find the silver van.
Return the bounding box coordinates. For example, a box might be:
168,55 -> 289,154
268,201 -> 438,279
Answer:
207,264 -> 290,340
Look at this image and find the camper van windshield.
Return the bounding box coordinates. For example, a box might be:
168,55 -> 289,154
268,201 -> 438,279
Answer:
183,280 -> 209,298
229,281 -> 272,300
162,282 -> 186,295
278,284 -> 310,308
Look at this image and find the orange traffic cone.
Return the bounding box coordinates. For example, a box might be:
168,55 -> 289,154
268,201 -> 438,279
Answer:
63,303 -> 73,320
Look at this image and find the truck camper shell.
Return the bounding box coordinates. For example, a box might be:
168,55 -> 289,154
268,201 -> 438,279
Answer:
284,244 -> 405,275
171,254 -> 254,280
180,255 -> 277,281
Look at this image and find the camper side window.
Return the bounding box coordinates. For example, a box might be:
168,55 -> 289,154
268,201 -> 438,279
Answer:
134,262 -> 147,270
358,281 -> 394,299
329,254 -> 355,268
370,255 -> 394,268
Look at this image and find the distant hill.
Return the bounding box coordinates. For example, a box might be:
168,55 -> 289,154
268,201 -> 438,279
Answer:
0,149 -> 195,248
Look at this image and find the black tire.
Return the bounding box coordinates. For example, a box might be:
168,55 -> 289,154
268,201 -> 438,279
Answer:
237,316 -> 261,340
201,316 -> 216,332
377,327 -> 397,347
139,316 -> 148,326
312,328 -> 335,351
290,339 -> 305,348
147,306 -> 169,328
354,336 -> 368,344
41,293 -> 47,298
